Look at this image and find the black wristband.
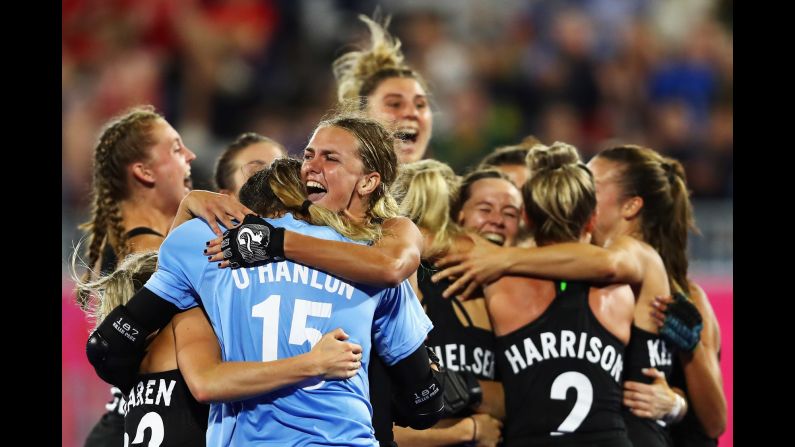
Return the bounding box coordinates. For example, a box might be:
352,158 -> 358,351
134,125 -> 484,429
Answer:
269,226 -> 286,259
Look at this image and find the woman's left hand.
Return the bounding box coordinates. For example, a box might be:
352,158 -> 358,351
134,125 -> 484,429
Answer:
431,234 -> 511,300
623,368 -> 678,420
173,190 -> 255,236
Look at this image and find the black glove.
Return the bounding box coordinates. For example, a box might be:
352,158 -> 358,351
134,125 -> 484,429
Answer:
659,291 -> 703,352
438,368 -> 483,417
220,214 -> 285,269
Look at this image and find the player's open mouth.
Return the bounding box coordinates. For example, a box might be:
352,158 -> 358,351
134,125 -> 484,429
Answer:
394,127 -> 419,144
306,180 -> 327,202
481,232 -> 505,246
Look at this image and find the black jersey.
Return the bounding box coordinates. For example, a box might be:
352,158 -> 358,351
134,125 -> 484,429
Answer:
86,227 -> 166,447
622,325 -> 674,447
84,387 -> 126,447
419,262 -> 497,381
123,369 -> 209,447
99,227 -> 164,275
667,350 -> 720,447
494,280 -> 629,446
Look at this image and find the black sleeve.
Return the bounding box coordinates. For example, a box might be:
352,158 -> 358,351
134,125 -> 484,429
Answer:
125,287 -> 181,332
384,344 -> 444,430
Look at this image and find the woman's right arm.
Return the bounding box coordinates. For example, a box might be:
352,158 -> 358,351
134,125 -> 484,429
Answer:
172,190 -> 254,236
208,215 -> 423,288
677,282 -> 727,438
433,235 -> 645,299
393,413 -> 502,447
172,307 -> 362,403
281,216 -> 422,288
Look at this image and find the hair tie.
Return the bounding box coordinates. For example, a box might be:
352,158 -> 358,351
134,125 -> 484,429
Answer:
661,162 -> 677,184
301,200 -> 312,215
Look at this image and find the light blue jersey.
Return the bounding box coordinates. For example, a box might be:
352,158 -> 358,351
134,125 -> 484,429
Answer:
145,213 -> 432,446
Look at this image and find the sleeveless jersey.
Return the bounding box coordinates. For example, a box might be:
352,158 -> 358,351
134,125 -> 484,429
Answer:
87,227 -> 164,447
622,325 -> 675,446
123,369 -> 209,447
494,280 -> 628,446
144,214 -> 432,446
83,387 -> 125,447
419,261 -> 497,381
100,227 -> 164,275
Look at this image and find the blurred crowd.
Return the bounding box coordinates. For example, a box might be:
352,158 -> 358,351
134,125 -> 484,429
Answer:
63,0 -> 732,241
61,2 -> 732,445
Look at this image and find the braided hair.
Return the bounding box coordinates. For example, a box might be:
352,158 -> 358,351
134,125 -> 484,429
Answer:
77,106 -> 161,308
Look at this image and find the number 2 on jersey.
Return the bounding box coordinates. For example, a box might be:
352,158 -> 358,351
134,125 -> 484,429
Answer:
550,371 -> 593,435
125,412 -> 164,447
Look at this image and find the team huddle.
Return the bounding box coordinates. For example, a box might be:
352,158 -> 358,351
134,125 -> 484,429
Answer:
72,14 -> 726,447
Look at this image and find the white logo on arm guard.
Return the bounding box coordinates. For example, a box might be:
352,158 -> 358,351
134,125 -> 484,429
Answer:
113,317 -> 139,342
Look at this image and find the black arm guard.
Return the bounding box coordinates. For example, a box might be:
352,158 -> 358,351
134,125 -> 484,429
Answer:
87,305 -> 149,394
86,288 -> 180,394
387,345 -> 445,430
660,291 -> 703,352
220,214 -> 285,269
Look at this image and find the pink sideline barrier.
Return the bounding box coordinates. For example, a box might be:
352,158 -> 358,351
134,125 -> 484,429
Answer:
693,276 -> 733,447
62,280 -> 111,447
62,277 -> 733,446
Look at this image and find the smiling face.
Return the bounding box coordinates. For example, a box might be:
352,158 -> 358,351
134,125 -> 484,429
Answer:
301,125 -> 368,214
457,177 -> 523,247
366,76 -> 432,164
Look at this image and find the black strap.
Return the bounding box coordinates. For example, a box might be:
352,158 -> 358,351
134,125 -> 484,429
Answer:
450,296 -> 476,327
125,227 -> 164,238
98,228 -> 164,275
420,261 -> 476,328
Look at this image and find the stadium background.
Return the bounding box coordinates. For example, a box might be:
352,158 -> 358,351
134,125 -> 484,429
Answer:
61,0 -> 733,445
